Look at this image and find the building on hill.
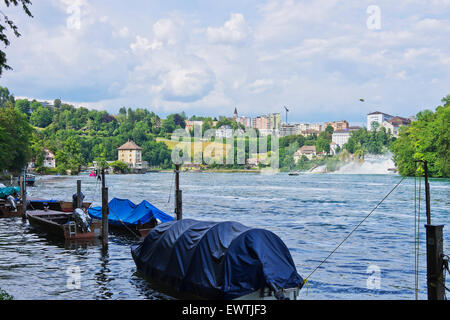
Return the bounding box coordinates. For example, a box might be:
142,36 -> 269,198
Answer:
185,120 -> 204,133
293,145 -> 317,162
117,139 -> 147,172
43,148 -> 56,168
324,120 -> 349,132
382,116 -> 411,137
332,130 -> 351,148
367,111 -> 394,131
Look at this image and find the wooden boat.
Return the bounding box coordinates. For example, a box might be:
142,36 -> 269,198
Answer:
25,174 -> 36,186
88,198 -> 173,239
0,199 -> 23,218
27,210 -> 102,240
27,199 -> 91,212
60,201 -> 92,212
288,172 -> 299,176
131,219 -> 304,300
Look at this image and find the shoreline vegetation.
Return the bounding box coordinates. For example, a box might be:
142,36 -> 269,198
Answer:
1,85 -> 449,178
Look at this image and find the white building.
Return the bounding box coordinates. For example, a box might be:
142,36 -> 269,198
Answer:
280,124 -> 296,137
43,149 -> 56,168
332,130 -> 351,148
215,125 -> 233,138
367,111 -> 394,131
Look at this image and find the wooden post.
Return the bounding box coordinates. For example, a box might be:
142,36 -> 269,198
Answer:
102,187 -> 109,247
425,225 -> 445,300
175,164 -> 182,220
419,160 -> 446,300
76,179 -> 82,209
423,161 -> 431,225
19,175 -> 26,219
101,168 -> 106,189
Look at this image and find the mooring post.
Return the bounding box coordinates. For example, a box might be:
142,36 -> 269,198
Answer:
101,168 -> 106,189
175,164 -> 182,220
19,175 -> 26,219
102,187 -> 109,247
423,161 -> 431,225
76,179 -> 82,209
425,225 -> 445,300
421,160 -> 446,300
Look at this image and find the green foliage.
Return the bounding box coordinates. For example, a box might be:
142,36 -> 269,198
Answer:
0,103 -> 33,173
15,99 -> 30,115
30,105 -> 53,128
391,98 -> 450,177
344,126 -> 394,155
0,86 -> 14,107
0,0 -> 33,75
55,136 -> 83,175
110,160 -> 129,174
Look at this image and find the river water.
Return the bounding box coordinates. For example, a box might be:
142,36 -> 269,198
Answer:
0,172 -> 449,300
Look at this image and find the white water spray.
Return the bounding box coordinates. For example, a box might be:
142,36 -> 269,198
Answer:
332,154 -> 396,174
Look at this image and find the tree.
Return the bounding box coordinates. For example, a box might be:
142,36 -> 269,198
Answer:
55,136 -> 83,174
15,99 -> 30,115
53,98 -> 61,109
110,160 -> 129,174
0,103 -> 33,172
0,0 -> 33,76
0,86 -> 14,107
391,97 -> 450,177
30,106 -> 53,127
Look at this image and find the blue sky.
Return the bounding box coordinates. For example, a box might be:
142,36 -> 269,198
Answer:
1,0 -> 450,124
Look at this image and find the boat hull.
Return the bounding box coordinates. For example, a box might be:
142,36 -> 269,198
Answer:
0,203 -> 23,218
27,210 -> 101,240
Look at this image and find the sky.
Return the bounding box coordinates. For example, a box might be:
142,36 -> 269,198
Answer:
1,0 -> 450,124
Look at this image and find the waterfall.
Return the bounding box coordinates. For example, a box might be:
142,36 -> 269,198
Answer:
332,154 -> 396,174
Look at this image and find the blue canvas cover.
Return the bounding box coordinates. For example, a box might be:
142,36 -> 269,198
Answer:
131,219 -> 303,299
88,197 -> 174,226
0,187 -> 20,198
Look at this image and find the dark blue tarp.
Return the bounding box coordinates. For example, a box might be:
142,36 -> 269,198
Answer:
131,219 -> 303,299
88,197 -> 174,226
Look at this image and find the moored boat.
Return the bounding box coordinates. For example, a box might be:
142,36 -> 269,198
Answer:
27,210 -> 101,240
131,219 -> 304,300
27,199 -> 91,212
88,198 -> 174,237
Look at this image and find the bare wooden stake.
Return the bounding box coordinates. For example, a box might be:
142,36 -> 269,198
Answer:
102,187 -> 109,247
76,179 -> 82,209
175,164 -> 182,220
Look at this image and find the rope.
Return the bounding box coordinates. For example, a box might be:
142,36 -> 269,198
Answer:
302,176 -> 406,284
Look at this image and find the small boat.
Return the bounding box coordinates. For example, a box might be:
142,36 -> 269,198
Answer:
88,198 -> 174,238
288,172 -> 300,176
131,219 -> 304,300
25,173 -> 36,186
27,210 -> 101,240
27,199 -> 91,212
0,186 -> 23,218
89,171 -> 97,177
0,199 -> 23,218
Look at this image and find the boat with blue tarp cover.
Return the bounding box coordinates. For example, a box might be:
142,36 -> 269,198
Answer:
131,218 -> 304,300
88,197 -> 174,237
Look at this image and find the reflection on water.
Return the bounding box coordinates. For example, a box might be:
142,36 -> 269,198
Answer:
0,173 -> 449,300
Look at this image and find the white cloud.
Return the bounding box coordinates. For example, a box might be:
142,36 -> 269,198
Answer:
206,13 -> 250,44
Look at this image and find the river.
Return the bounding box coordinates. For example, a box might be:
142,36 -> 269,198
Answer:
0,172 -> 449,300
